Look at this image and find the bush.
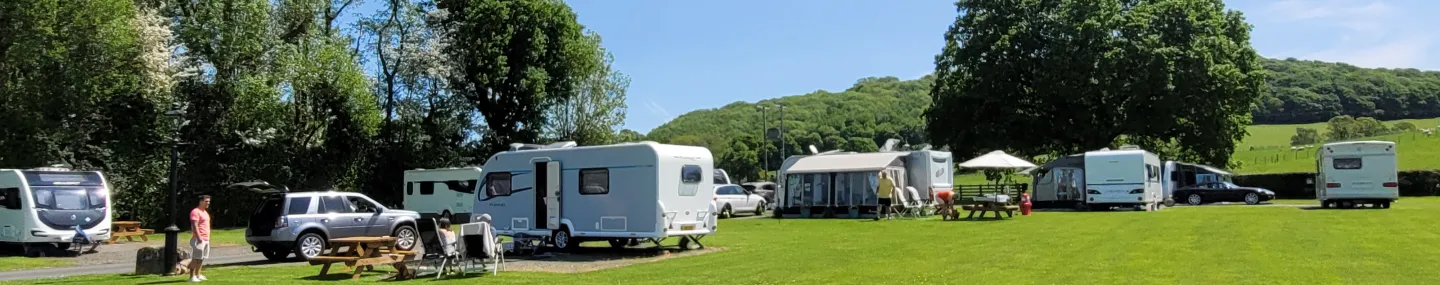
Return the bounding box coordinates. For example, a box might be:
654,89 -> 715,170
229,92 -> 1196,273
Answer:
1233,170 -> 1440,199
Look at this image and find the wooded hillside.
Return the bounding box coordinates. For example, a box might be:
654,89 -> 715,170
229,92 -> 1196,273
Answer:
649,58 -> 1440,182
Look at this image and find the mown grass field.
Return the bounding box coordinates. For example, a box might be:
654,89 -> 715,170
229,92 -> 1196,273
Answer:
0,228 -> 249,272
13,198 -> 1440,284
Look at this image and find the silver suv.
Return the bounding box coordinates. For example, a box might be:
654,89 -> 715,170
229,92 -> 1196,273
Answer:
236,182 -> 421,261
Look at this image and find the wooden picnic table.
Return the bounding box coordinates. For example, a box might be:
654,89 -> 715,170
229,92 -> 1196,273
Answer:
960,200 -> 1018,219
309,236 -> 415,280
108,221 -> 154,244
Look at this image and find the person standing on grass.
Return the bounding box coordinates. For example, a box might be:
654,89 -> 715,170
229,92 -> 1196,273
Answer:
189,195 -> 212,282
875,171 -> 896,221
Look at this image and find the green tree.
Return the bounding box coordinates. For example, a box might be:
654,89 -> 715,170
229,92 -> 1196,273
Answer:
434,0 -> 599,155
615,129 -> 648,142
1394,122 -> 1417,132
1325,115 -> 1358,141
542,32 -> 630,146
926,0 -> 1265,167
717,135 -> 764,183
1353,117 -> 1388,137
1290,128 -> 1320,146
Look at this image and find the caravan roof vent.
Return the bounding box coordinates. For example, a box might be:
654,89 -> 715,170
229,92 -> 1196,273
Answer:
1119,145 -> 1141,150
879,139 -> 901,152
508,143 -> 547,151
817,149 -> 843,155
547,141 -> 578,149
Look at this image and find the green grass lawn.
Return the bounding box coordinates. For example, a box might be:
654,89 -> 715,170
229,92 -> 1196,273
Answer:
0,257 -> 70,272
16,198 -> 1440,284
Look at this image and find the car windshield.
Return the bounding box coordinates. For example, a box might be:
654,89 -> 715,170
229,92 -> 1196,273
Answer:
1220,182 -> 1239,189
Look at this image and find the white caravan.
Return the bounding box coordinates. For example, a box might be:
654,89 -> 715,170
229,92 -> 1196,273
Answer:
0,168 -> 113,256
403,167 -> 482,223
472,141 -> 717,250
1316,141 -> 1399,209
1082,147 -> 1164,211
905,150 -> 954,203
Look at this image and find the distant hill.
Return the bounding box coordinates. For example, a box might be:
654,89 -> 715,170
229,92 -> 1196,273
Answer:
1254,58 -> 1440,124
648,58 -> 1440,179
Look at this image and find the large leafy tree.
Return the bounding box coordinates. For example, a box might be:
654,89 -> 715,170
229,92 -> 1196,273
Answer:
542,32 -> 630,146
434,0 -> 599,155
927,0 -> 1265,167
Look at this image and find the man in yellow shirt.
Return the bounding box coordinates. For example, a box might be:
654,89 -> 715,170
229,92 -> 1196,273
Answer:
875,171 -> 895,221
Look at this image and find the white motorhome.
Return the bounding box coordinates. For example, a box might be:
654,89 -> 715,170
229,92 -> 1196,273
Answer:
0,168 -> 113,256
1081,147 -> 1164,211
404,167 -> 482,223
472,141 -> 717,250
1316,141 -> 1399,209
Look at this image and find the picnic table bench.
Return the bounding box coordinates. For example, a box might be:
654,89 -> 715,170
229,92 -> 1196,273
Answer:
960,201 -> 1019,219
108,221 -> 154,244
310,236 -> 415,280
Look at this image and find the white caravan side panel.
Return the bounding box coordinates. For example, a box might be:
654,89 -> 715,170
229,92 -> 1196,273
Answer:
1083,150 -> 1163,205
0,171 -> 22,243
402,167 -> 481,222
1317,141 -> 1399,201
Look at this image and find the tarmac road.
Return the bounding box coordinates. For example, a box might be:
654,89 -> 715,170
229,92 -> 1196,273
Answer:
0,251 -> 296,282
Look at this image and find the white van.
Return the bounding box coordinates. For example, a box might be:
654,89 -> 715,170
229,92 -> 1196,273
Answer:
0,168 -> 113,256
403,167 -> 482,223
1316,141 -> 1399,209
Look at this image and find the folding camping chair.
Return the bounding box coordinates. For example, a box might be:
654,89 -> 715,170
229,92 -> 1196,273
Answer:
891,189 -> 919,218
69,225 -> 101,255
413,218 -> 463,279
458,216 -> 505,276
903,187 -> 926,217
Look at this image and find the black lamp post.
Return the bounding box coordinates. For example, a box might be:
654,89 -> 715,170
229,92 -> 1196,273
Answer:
161,105 -> 184,275
756,105 -> 768,178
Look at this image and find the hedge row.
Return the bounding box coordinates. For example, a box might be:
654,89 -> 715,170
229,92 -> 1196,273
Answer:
1233,170 -> 1440,199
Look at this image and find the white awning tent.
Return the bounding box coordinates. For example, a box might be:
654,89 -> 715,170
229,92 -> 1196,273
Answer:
958,150 -> 1037,169
783,152 -> 907,174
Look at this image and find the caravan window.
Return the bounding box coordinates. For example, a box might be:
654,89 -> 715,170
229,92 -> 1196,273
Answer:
406,182 -> 413,195
580,169 -> 609,195
485,172 -> 512,197
1,188 -> 19,209
681,165 -> 703,184
1333,158 -> 1363,170
31,188 -> 89,210
419,182 -> 435,195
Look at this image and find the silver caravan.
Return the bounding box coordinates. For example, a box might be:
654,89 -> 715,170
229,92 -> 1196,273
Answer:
472,141 -> 717,250
1029,147 -> 1164,211
0,168 -> 113,256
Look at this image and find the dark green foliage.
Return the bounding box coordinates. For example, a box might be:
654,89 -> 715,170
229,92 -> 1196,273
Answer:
1254,58 -> 1440,124
927,0 -> 1265,168
1290,128 -> 1321,146
1234,170 -> 1440,198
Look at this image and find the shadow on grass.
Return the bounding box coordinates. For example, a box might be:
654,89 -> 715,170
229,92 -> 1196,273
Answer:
1297,206 -> 1390,210
27,274 -> 153,285
298,270 -> 397,281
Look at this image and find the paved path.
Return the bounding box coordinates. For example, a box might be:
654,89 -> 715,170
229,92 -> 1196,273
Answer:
0,253 -> 295,282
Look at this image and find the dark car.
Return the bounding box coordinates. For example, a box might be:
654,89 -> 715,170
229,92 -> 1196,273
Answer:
741,181 -> 778,208
1174,181 -> 1276,205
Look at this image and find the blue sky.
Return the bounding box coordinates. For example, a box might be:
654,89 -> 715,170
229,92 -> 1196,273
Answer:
341,0 -> 1440,134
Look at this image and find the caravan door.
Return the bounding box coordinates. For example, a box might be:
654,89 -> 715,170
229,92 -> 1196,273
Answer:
545,161 -> 561,230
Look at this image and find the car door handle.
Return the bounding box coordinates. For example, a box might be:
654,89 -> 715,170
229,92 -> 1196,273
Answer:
322,219 -> 329,223
354,218 -> 363,222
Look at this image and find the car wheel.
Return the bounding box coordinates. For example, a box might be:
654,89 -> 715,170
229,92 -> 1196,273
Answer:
261,249 -> 290,261
1321,200 -> 1331,209
392,224 -> 418,251
1244,193 -> 1260,205
719,204 -> 733,219
553,227 -> 577,250
295,232 -> 327,260
754,202 -> 766,215
1382,202 -> 1391,209
1187,194 -> 1204,205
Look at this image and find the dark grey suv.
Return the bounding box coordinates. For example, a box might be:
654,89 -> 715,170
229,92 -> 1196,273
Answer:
235,182 -> 421,261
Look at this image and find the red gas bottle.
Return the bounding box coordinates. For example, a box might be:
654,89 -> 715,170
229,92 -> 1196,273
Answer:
1021,193 -> 1033,216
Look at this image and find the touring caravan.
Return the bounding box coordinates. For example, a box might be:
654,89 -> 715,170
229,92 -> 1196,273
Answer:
906,150 -> 954,202
1316,141 -> 1398,209
404,167 -> 481,223
472,141 -> 717,250
1029,147 -> 1163,211
1083,148 -> 1164,211
0,168 -> 113,256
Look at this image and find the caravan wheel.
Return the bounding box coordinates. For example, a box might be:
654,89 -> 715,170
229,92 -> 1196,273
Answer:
553,227 -> 578,250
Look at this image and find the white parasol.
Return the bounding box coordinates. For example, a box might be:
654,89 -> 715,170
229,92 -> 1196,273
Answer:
958,150 -> 1037,169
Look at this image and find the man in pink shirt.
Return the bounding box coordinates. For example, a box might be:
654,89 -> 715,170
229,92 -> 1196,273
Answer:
188,195 -> 211,282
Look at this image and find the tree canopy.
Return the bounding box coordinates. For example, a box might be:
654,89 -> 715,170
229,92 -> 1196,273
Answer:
1255,58 -> 1440,124
926,0 -> 1265,168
